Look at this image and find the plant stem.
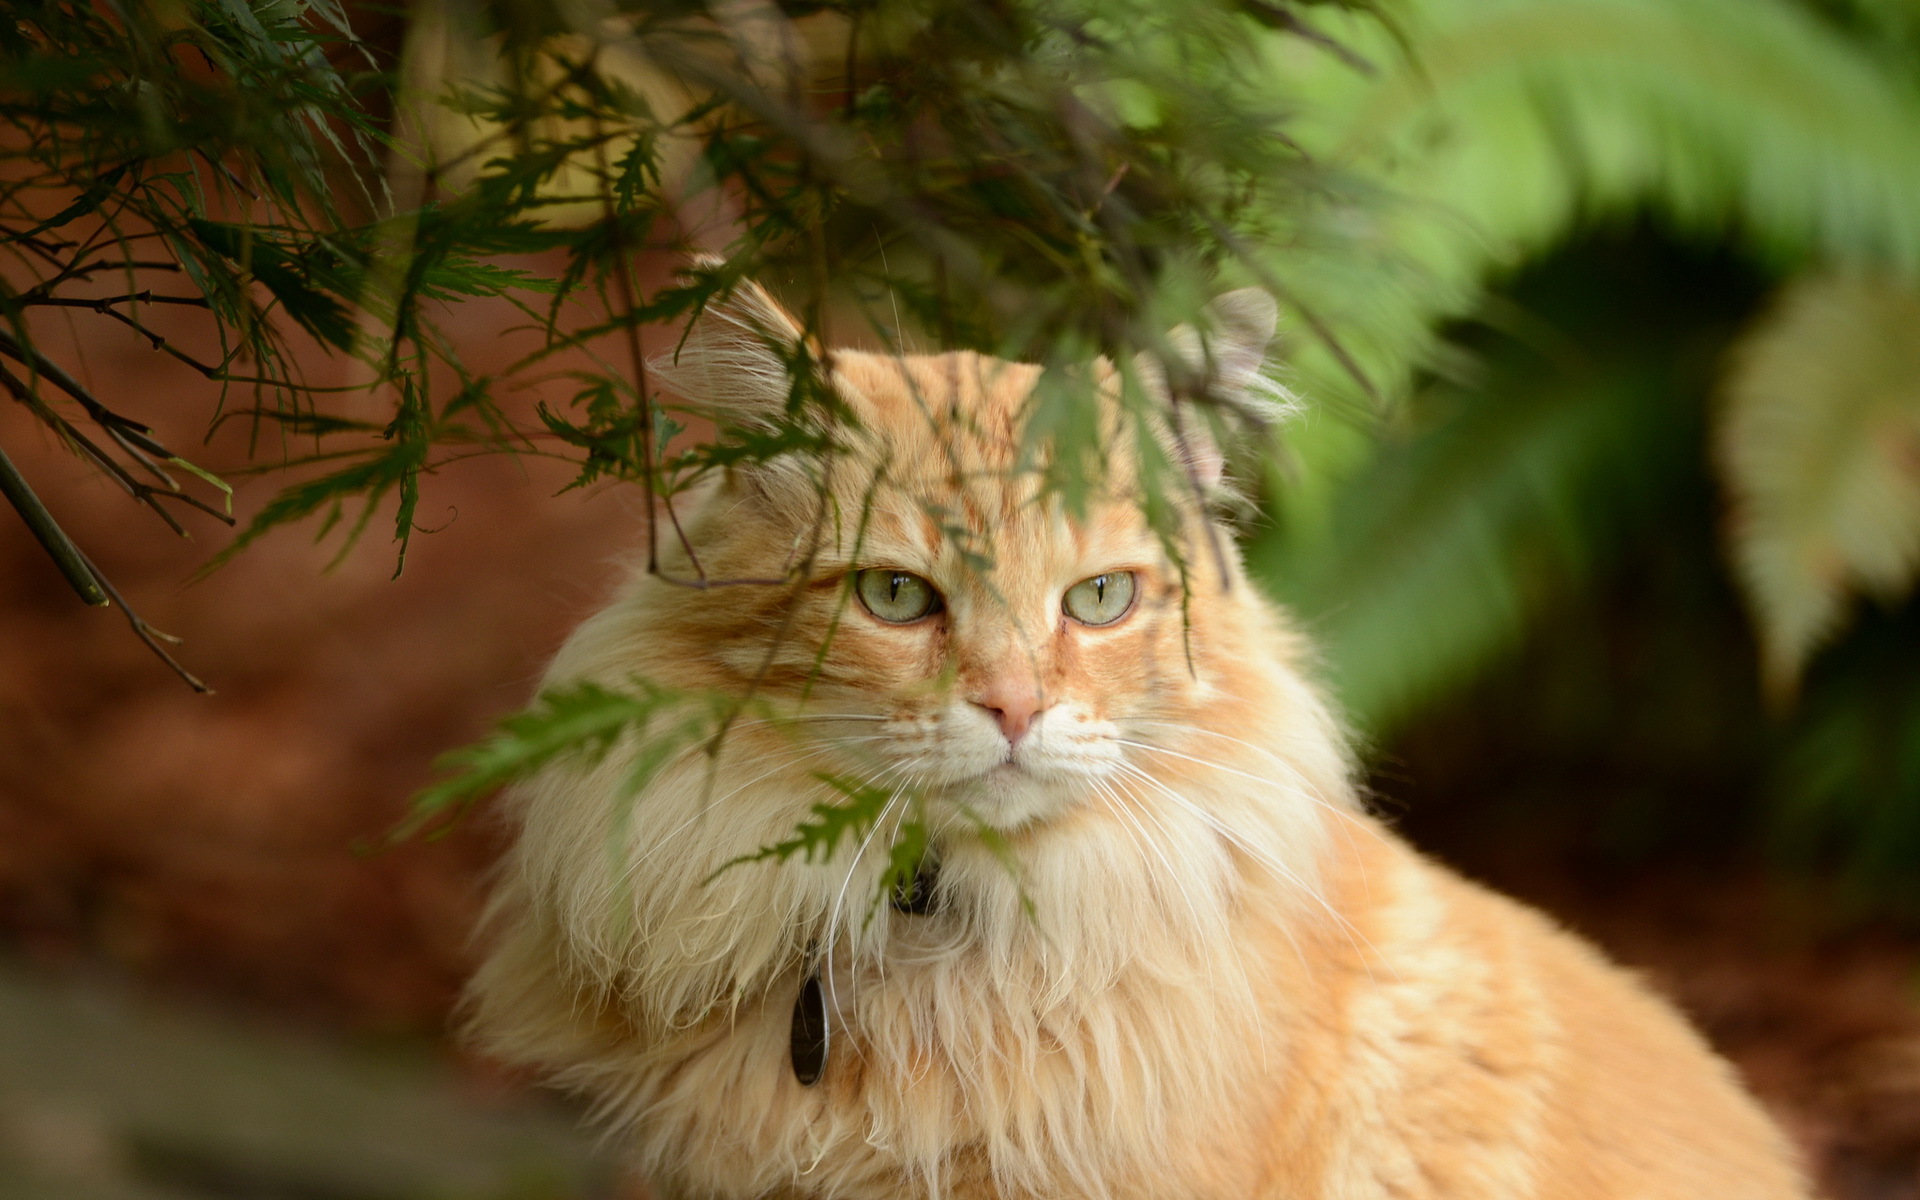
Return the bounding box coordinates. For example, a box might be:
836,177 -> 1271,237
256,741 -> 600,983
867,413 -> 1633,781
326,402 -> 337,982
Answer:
0,439 -> 109,606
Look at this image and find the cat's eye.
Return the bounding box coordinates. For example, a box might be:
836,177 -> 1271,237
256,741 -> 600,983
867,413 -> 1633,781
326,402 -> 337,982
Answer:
855,569 -> 943,624
1062,571 -> 1137,626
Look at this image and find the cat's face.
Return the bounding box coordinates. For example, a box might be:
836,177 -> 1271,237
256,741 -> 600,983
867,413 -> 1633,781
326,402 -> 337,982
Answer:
651,283 -> 1288,833
814,492 -> 1173,832
773,356 -> 1222,830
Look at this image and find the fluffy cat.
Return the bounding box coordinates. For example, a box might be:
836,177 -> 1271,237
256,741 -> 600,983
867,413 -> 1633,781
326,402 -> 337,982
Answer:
465,277 -> 1810,1199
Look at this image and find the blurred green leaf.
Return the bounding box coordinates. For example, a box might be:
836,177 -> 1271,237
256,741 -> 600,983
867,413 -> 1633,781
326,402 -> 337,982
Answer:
1255,0 -> 1920,412
1717,273 -> 1920,693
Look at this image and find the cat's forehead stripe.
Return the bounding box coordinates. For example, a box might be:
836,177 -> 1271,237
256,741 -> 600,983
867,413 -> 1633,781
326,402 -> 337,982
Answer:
836,350 -> 1044,472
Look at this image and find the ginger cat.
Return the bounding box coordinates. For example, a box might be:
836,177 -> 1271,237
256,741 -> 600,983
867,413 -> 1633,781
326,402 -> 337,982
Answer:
466,277 -> 1810,1199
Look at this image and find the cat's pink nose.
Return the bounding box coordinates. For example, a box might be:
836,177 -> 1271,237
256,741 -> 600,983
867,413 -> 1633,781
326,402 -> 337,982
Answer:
972,680 -> 1047,747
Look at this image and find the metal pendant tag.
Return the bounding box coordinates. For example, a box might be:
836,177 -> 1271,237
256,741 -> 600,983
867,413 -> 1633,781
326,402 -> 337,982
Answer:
790,971 -> 829,1086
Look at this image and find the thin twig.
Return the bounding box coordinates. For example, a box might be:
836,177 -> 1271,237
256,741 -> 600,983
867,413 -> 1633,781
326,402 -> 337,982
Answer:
0,439 -> 109,605
0,360 -> 233,534
20,292 -> 209,309
0,325 -> 160,431
16,260 -> 182,299
90,305 -> 225,377
0,225 -> 76,267
593,112 -> 709,586
76,548 -> 212,693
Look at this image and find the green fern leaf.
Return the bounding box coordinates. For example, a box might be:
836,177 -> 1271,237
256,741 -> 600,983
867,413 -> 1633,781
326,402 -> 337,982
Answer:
1717,273 -> 1920,693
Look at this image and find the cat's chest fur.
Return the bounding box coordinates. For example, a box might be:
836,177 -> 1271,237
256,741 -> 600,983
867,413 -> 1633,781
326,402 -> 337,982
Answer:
476,794 -> 1807,1200
626,848 -> 1294,1200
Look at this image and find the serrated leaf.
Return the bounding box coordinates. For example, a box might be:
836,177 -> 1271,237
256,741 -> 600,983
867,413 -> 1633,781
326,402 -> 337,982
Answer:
716,772 -> 899,875
188,218 -> 359,352
1717,273 -> 1920,695
201,433 -> 428,575
394,680 -> 684,841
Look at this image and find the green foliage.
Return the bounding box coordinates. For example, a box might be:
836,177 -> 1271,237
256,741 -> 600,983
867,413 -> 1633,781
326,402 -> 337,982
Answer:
1243,0 -> 1920,905
1717,273 -> 1920,695
398,679 -> 721,841
5,0 -> 1355,678
1253,232 -> 1748,731
1257,343 -> 1688,732
713,773 -> 938,923
1252,0 -> 1920,412
0,0 -> 382,686
721,773 -> 904,871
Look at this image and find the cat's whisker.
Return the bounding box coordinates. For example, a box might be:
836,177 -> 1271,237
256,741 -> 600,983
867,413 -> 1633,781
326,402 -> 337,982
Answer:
1111,734 -> 1355,827
1113,734 -> 1386,917
783,713 -> 889,722
1089,778 -> 1207,941
825,789 -> 906,1038
1120,721 -> 1388,890
1087,778 -> 1229,997
1110,762 -> 1308,897
1109,763 -> 1308,961
868,763 -> 936,991
1123,722 -> 1370,821
1112,761 -> 1390,985
579,760 -> 846,1000
1123,720 -> 1318,772
1102,773 -> 1267,1068
818,753 -> 926,942
1112,762 -> 1326,987
1127,717 -> 1331,752
805,735 -> 897,749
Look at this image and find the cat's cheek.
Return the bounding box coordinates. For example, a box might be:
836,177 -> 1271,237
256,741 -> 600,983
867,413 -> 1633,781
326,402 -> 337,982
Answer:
793,613 -> 949,695
1063,626 -> 1165,721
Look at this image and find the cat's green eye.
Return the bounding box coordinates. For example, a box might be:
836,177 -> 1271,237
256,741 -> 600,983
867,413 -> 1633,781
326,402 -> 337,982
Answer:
855,569 -> 942,624
1063,571 -> 1137,626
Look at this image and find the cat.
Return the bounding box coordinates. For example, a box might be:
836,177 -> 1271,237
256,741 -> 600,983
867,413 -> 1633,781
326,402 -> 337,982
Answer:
464,275 -> 1811,1200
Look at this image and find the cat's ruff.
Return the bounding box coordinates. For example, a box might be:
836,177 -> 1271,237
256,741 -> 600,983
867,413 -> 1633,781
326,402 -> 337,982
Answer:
465,280 -> 1810,1199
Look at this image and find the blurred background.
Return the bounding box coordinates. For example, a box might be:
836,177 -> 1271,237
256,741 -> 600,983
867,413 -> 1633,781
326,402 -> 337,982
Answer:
5,0 -> 1920,1197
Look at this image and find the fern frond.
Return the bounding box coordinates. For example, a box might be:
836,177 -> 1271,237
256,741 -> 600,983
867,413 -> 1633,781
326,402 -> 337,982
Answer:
1717,273 -> 1920,694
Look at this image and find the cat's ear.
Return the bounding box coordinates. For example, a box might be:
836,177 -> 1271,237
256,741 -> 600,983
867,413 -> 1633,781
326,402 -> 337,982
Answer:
650,266 -> 828,515
1190,288 -> 1280,404
1134,288 -> 1289,489
649,268 -> 808,430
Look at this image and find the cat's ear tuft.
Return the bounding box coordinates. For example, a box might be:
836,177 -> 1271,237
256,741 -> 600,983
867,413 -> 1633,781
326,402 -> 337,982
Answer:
1136,288 -> 1291,490
649,266 -> 807,429
1201,288 -> 1281,403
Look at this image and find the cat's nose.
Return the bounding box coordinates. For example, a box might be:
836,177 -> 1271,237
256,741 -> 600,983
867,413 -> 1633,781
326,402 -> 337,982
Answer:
971,679 -> 1048,746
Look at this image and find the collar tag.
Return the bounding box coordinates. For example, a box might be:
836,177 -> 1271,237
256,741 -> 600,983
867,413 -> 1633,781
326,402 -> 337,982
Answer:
790,971 -> 829,1086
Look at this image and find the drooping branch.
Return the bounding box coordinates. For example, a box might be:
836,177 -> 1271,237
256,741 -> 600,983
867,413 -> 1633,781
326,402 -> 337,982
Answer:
0,440 -> 108,606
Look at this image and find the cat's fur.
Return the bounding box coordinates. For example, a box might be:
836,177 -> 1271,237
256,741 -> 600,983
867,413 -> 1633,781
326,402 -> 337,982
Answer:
466,278 -> 1810,1199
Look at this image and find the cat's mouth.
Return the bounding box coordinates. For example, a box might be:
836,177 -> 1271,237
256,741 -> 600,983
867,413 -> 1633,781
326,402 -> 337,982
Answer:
941,756 -> 1092,829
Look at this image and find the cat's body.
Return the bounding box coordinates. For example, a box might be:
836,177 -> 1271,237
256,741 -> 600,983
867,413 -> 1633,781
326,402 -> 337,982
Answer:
467,281 -> 1810,1199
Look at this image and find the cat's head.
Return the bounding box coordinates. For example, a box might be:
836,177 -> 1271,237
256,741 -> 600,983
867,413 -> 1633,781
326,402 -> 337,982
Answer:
628,275 -> 1315,834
